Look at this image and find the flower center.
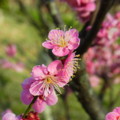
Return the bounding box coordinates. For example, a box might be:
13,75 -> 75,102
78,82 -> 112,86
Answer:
45,76 -> 55,84
44,75 -> 61,94
59,37 -> 68,47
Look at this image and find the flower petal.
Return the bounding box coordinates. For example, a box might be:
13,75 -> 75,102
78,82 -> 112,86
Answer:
46,91 -> 58,105
48,29 -> 64,41
65,29 -> 79,39
21,90 -> 33,105
42,41 -> 54,49
2,113 -> 17,120
48,60 -> 63,75
33,99 -> 46,113
52,47 -> 69,57
31,65 -> 47,80
22,77 -> 34,90
105,112 -> 119,120
29,81 -> 43,96
113,107 -> 120,114
85,3 -> 96,12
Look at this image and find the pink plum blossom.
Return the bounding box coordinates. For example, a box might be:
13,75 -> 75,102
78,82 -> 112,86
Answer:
30,60 -> 70,97
5,44 -> 17,57
2,110 -> 21,120
61,0 -> 96,22
21,77 -> 58,113
105,107 -> 120,120
42,29 -> 80,57
89,75 -> 100,87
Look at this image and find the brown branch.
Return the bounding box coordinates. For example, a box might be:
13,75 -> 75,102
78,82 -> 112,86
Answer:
70,61 -> 105,120
77,0 -> 117,55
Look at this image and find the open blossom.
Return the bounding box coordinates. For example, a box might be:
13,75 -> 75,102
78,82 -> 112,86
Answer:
21,77 -> 58,113
61,0 -> 96,22
30,60 -> 70,97
42,29 -> 80,57
2,110 -> 21,120
105,107 -> 120,120
5,44 -> 17,57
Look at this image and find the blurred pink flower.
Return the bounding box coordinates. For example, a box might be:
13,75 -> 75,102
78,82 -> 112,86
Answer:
12,62 -> 25,72
2,110 -> 21,120
21,77 -> 58,113
105,107 -> 120,120
5,44 -> 17,57
42,29 -> 80,57
89,75 -> 100,87
0,59 -> 25,72
95,13 -> 120,46
61,0 -> 96,22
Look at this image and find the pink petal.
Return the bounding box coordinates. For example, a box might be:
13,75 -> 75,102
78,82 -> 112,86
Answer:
52,47 -> 69,57
46,91 -> 58,105
85,3 -> 96,12
113,107 -> 120,114
2,113 -> 17,120
42,41 -> 54,49
68,38 -> 80,50
29,81 -> 43,96
22,77 -> 34,90
48,60 -> 63,75
105,112 -> 119,120
31,65 -> 47,80
33,99 -> 46,113
21,90 -> 33,105
48,29 -> 64,41
76,0 -> 81,5
57,70 -> 70,87
65,29 -> 79,39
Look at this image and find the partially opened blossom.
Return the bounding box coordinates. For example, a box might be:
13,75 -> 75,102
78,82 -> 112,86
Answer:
42,29 -> 80,57
21,77 -> 58,113
30,60 -> 70,97
105,107 -> 120,120
63,52 -> 80,79
5,44 -> 17,57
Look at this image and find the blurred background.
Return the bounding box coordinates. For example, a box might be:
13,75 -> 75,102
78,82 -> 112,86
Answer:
0,0 -> 120,120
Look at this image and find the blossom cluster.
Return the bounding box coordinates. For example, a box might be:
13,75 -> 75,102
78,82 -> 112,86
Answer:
61,0 -> 96,22
21,29 -> 80,113
84,12 -> 120,87
2,28 -> 80,120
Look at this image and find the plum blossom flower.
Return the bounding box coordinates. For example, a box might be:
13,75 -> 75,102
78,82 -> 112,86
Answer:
61,0 -> 96,22
21,77 -> 58,113
30,60 -> 70,97
5,44 -> 17,57
105,107 -> 120,120
42,29 -> 80,57
2,110 -> 21,120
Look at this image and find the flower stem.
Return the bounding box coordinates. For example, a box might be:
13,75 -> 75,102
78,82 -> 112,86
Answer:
23,96 -> 38,118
